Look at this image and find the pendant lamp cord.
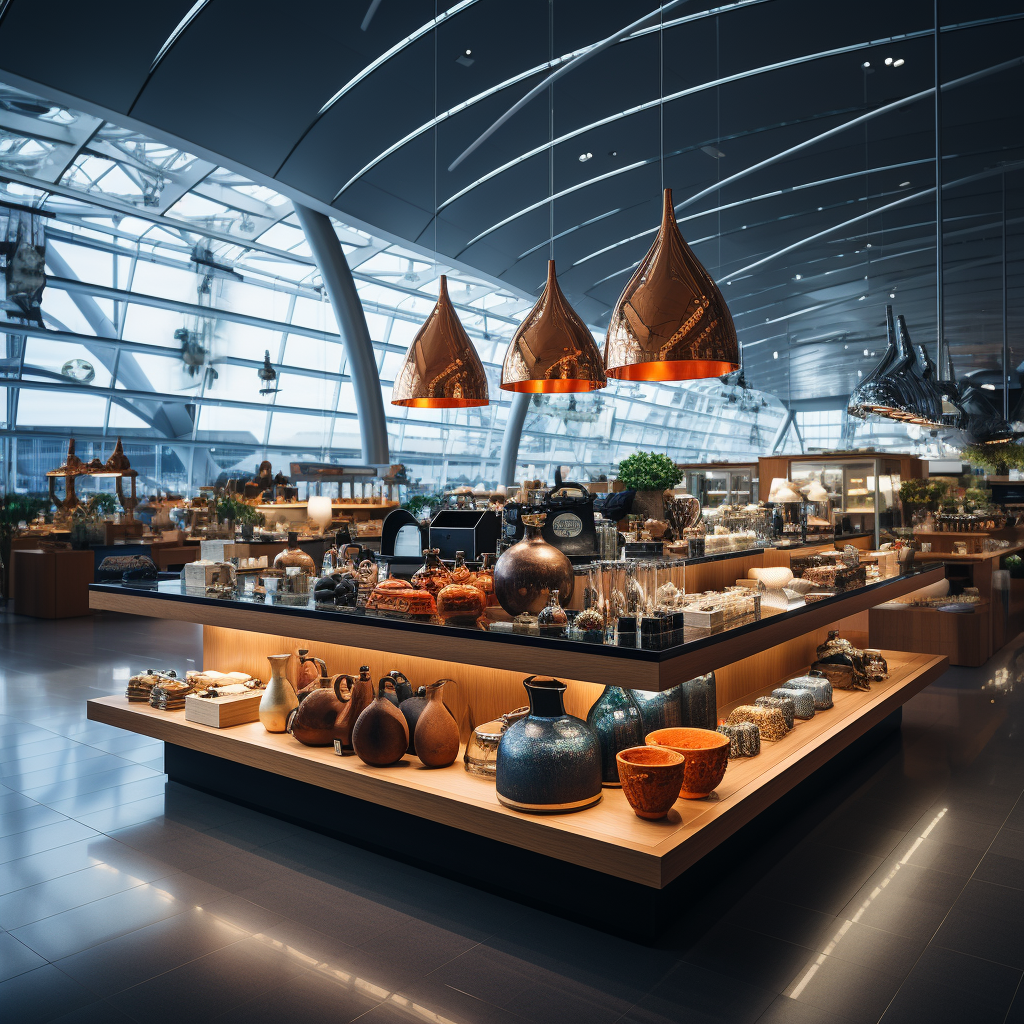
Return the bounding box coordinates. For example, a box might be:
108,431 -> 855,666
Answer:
659,3 -> 664,193
433,0 -> 438,263
548,0 -> 554,264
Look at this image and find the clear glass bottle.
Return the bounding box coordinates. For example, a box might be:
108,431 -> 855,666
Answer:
537,590 -> 568,636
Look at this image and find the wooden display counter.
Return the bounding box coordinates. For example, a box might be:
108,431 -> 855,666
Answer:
13,548 -> 94,618
87,566 -> 947,931
89,649 -> 945,891
869,602 -> 991,667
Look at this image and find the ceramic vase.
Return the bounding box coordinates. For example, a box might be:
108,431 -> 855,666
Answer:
259,654 -> 298,733
289,675 -> 355,746
352,679 -> 410,766
493,514 -> 573,617
414,680 -> 460,768
631,682 -> 683,734
395,677 -> 428,755
337,665 -> 376,750
496,676 -> 602,814
586,686 -> 644,787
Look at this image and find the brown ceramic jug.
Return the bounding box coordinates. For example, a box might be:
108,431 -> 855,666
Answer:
352,679 -> 410,766
413,679 -> 460,768
288,674 -> 356,746
336,665 -> 375,750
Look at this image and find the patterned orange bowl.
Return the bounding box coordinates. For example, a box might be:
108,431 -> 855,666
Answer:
616,746 -> 686,820
645,727 -> 729,799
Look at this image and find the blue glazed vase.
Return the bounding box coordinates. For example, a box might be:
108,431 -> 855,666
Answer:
633,671 -> 718,737
586,686 -> 643,787
496,676 -> 603,814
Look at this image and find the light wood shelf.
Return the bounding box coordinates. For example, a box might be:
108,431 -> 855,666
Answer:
88,649 -> 946,888
88,565 -> 944,693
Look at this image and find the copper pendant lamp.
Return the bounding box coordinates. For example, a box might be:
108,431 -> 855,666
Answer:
604,189 -> 740,381
391,275 -> 489,408
500,260 -> 606,393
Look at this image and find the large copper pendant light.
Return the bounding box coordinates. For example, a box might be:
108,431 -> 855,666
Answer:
391,275 -> 489,408
604,188 -> 741,381
501,260 -> 606,393
390,5 -> 487,410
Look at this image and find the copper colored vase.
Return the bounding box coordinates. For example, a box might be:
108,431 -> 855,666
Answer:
493,513 -> 573,617
413,680 -> 460,768
336,665 -> 375,750
352,679 -> 410,766
288,675 -> 356,747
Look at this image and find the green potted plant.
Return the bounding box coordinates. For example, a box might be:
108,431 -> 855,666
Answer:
616,452 -> 683,521
402,492 -> 443,520
1004,553 -> 1024,579
215,496 -> 265,539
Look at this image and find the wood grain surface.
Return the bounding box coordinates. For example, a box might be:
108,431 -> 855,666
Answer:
89,649 -> 946,887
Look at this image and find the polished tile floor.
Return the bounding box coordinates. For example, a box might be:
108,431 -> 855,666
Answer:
1,610 -> 1023,1023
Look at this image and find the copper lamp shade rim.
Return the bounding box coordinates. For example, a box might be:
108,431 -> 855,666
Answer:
500,377 -> 607,393
392,397 -> 490,408
605,359 -> 739,382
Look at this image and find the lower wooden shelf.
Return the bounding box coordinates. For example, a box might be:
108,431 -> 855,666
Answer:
88,649 -> 946,889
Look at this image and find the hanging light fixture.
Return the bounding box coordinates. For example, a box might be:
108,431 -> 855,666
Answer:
604,189 -> 740,381
391,275 -> 489,408
390,4 -> 487,410
501,261 -> 606,392
501,5 -> 604,395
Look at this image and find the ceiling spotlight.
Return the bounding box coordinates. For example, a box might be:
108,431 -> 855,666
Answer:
982,383 -> 997,390
773,351 -> 778,359
889,292 -> 895,298
862,61 -> 871,68
863,349 -> 869,356
578,152 -> 593,162
456,50 -> 474,66
893,58 -> 905,67
885,57 -> 893,65
900,181 -> 910,187
857,370 -> 863,378
608,150 -> 618,157
866,243 -> 872,248
794,274 -> 802,280
859,295 -> 866,300
464,49 -> 472,56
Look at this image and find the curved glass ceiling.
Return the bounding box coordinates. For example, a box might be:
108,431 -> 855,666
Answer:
0,76 -> 926,496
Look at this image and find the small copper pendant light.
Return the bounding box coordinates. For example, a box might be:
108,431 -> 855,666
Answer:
604,188 -> 740,381
391,275 -> 489,408
500,260 -> 606,393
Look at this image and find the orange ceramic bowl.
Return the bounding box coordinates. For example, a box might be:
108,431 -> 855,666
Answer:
616,746 -> 686,820
645,727 -> 729,799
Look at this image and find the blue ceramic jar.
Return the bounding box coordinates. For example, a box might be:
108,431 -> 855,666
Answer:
496,676 -> 602,814
586,686 -> 644,787
632,671 -> 718,736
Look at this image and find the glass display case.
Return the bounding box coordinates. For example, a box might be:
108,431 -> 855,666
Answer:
786,458 -> 902,545
681,464 -> 757,509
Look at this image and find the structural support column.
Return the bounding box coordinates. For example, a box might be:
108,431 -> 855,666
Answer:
935,0 -> 945,374
498,391 -> 530,487
293,205 -> 389,466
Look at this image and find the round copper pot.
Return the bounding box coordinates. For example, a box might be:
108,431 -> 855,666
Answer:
493,520 -> 573,617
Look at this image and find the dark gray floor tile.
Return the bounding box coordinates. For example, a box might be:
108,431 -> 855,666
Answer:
905,810 -> 1000,851
200,815 -> 300,850
45,1002 -> 137,1024
782,951 -> 901,1024
0,861 -> 151,929
755,995 -> 859,1024
0,964 -> 96,1024
908,945 -> 1020,1006
200,894 -> 286,934
215,965 -> 386,1024
72,795 -> 169,834
810,817 -> 908,859
812,919 -> 927,980
0,818 -> 99,864
0,802 -> 67,837
54,907 -> 248,998
681,923 -> 815,995
10,880 -> 189,960
835,885 -> 952,941
0,929 -> 47,982
107,935 -> 311,1023
44,776 -> 168,817
932,903 -> 1024,969
621,959 -> 776,1024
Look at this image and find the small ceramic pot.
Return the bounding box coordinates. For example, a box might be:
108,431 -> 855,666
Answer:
413,680 -> 460,768
645,727 -> 730,799
352,680 -> 410,766
259,654 -> 298,733
616,746 -> 686,820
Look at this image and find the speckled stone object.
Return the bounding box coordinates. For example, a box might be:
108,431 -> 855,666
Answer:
716,721 -> 761,758
771,686 -> 816,719
783,674 -> 834,710
725,704 -> 788,742
754,695 -> 795,730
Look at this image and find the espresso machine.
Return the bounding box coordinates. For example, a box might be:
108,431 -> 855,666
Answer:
499,483 -> 603,563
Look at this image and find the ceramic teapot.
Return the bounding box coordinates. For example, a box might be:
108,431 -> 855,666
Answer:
288,674 -> 356,746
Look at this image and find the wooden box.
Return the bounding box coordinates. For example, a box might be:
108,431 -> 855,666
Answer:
184,691 -> 263,728
13,548 -> 93,618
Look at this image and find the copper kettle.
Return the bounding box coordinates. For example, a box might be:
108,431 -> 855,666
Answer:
288,674 -> 357,746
